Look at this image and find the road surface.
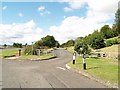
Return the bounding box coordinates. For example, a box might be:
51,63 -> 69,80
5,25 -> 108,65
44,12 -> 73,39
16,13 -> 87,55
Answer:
2,49 -> 108,88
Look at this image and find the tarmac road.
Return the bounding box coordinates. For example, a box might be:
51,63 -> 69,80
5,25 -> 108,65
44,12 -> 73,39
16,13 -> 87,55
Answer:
2,49 -> 108,88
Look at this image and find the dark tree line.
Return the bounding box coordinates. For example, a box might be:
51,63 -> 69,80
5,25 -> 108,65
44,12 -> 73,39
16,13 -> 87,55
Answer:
13,43 -> 22,48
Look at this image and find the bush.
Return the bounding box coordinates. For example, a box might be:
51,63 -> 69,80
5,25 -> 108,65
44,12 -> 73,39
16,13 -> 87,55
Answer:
24,46 -> 31,55
105,37 -> 119,47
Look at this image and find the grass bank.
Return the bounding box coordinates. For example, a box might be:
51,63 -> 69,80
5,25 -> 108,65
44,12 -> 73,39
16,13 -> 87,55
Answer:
0,49 -> 18,58
66,46 -> 74,53
68,56 -> 118,84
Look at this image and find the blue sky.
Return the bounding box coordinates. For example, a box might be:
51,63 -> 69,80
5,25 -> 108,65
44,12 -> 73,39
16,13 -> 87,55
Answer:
2,2 -> 87,30
0,0 -> 119,45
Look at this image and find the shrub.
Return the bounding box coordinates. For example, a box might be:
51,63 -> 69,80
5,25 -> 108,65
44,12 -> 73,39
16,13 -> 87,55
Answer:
105,37 -> 119,47
24,46 -> 32,55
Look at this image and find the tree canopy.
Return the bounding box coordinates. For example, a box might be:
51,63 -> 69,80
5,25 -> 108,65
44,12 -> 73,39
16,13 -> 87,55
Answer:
13,43 -> 22,48
35,35 -> 59,48
61,40 -> 75,47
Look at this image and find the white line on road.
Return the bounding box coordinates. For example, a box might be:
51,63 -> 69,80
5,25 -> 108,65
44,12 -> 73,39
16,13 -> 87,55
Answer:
57,67 -> 66,71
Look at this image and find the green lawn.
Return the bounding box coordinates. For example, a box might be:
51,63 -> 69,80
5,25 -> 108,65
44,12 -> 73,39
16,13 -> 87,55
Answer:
20,54 -> 55,60
68,56 -> 118,84
0,49 -> 18,58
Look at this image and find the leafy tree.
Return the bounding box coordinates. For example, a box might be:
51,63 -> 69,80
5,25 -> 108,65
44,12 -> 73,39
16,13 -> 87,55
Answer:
114,8 -> 120,35
112,24 -> 118,37
90,31 -> 105,49
41,35 -> 58,48
34,35 -> 59,48
74,37 -> 91,55
100,25 -> 114,39
13,43 -> 22,48
55,41 -> 60,48
61,40 -> 75,47
74,42 -> 90,55
3,44 -> 7,48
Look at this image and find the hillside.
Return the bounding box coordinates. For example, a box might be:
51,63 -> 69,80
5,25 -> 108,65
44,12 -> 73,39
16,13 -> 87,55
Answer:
94,44 -> 119,60
95,44 -> 118,52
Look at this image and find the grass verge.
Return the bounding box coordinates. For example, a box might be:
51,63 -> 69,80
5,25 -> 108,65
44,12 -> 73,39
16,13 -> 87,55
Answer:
68,56 -> 119,84
20,54 -> 55,60
0,49 -> 18,58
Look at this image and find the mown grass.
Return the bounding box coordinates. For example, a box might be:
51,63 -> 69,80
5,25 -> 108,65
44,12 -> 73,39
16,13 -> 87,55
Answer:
68,56 -> 119,84
0,49 -> 18,57
20,54 -> 55,59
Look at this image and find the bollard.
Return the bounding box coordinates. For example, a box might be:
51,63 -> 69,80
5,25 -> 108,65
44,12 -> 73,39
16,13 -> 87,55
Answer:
73,60 -> 75,64
83,54 -> 86,70
19,49 -> 21,56
83,63 -> 86,70
73,52 -> 76,64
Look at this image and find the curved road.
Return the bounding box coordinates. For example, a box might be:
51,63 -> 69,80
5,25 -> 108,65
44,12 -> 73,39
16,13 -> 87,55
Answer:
2,49 -> 107,88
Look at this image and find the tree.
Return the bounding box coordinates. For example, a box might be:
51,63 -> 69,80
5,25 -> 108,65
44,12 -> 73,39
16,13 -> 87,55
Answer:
114,8 -> 120,35
13,43 -> 22,48
55,41 -> 60,48
61,40 -> 75,47
34,35 -> 59,48
112,24 -> 118,37
3,44 -> 7,48
100,25 -> 114,39
41,35 -> 58,48
90,32 -> 105,49
74,37 -> 91,55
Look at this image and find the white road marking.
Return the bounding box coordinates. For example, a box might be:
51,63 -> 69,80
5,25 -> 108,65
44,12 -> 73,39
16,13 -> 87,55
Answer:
66,64 -> 71,69
57,67 -> 66,70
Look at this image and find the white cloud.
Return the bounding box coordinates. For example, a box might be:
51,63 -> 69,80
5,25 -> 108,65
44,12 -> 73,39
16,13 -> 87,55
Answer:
38,6 -> 51,16
49,16 -> 112,44
63,0 -> 87,12
18,13 -> 23,17
64,7 -> 72,12
87,0 -> 119,14
52,0 -> 119,43
0,20 -> 44,45
68,0 -> 87,9
2,6 -> 7,10
63,0 -> 119,14
38,6 -> 45,11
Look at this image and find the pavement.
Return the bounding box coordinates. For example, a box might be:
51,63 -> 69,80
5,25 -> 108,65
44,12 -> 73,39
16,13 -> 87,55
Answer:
2,49 -> 110,88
